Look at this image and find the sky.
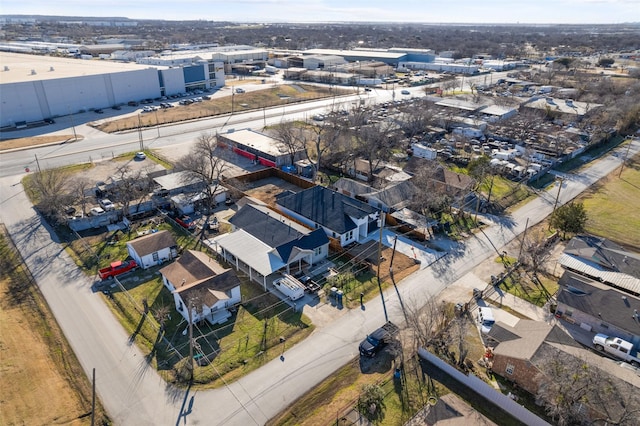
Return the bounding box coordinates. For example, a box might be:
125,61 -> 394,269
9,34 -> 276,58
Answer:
2,0 -> 640,24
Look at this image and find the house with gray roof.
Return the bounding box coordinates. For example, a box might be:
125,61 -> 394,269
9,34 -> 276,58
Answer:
332,177 -> 417,212
276,186 -> 380,247
160,250 -> 241,325
559,235 -> 640,296
556,271 -> 640,346
212,204 -> 329,289
487,319 -> 640,424
126,230 -> 178,269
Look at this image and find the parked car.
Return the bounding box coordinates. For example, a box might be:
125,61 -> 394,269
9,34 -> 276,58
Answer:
134,152 -> 146,160
90,207 -> 106,216
401,90 -> 411,95
235,88 -> 245,94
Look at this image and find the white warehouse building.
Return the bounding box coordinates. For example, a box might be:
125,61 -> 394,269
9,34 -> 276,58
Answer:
0,52 -> 224,128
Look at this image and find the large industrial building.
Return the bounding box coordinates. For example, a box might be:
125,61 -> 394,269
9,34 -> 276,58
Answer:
0,52 -> 224,128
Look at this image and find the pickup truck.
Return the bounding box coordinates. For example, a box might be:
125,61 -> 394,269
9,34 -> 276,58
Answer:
175,215 -> 196,230
359,321 -> 399,357
98,259 -> 138,280
593,333 -> 640,367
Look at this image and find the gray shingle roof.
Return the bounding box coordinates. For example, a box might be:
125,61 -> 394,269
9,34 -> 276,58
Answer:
160,250 -> 240,307
564,235 -> 640,278
277,186 -> 378,234
557,271 -> 640,333
127,230 -> 177,257
228,204 -> 328,262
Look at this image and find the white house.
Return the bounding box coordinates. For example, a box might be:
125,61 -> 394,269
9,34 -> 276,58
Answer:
276,186 -> 380,247
126,230 -> 178,269
212,203 -> 329,289
160,250 -> 241,325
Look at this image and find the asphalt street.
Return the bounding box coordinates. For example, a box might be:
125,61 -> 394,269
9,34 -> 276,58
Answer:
0,79 -> 636,424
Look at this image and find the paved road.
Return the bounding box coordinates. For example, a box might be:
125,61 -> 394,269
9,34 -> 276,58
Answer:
2,138 -> 637,425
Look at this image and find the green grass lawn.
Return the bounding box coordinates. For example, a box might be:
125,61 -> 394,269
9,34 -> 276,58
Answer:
64,217 -> 316,388
581,154 -> 640,248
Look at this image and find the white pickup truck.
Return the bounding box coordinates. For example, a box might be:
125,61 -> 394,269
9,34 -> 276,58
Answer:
592,334 -> 640,367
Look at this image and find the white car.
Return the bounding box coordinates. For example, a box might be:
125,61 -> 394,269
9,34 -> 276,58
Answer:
135,152 -> 146,160
235,88 -> 245,94
90,207 -> 106,216
99,199 -> 115,211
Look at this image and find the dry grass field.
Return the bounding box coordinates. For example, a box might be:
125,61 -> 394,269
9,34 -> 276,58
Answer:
0,229 -> 108,425
580,153 -> 640,248
93,84 -> 345,133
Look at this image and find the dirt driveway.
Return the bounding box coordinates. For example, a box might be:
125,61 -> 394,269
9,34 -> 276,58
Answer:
75,155 -> 167,184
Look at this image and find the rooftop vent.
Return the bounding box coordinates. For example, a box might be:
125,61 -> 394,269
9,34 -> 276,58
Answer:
49,66 -> 55,72
31,69 -> 36,75
3,66 -> 8,71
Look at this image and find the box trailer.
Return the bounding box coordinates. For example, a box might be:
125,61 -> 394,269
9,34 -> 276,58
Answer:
273,274 -> 305,301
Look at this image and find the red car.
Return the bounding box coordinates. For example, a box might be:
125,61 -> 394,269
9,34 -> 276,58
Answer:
176,215 -> 196,230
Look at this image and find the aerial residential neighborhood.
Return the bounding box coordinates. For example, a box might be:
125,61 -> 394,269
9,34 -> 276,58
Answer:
1,6 -> 640,426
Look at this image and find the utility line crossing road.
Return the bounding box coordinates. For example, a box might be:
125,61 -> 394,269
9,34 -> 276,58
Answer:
1,130 -> 637,424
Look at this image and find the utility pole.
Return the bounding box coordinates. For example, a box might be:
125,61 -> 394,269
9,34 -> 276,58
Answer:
34,154 -> 41,173
619,137 -> 632,178
518,217 -> 529,262
375,211 -> 388,322
91,368 -> 96,426
137,114 -> 144,151
187,297 -> 194,382
550,177 -> 563,229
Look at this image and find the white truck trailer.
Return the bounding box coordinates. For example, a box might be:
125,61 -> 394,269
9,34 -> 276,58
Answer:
273,274 -> 305,301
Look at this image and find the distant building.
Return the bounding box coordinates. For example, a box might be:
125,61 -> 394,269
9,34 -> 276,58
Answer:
217,129 -> 304,168
276,186 -> 380,247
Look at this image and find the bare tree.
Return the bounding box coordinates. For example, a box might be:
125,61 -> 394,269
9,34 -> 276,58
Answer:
344,116 -> 398,182
111,165 -> 151,218
306,120 -> 342,182
30,168 -> 72,224
175,132 -> 229,241
403,297 -> 447,351
397,101 -> 434,140
536,348 -> 640,426
409,166 -> 453,223
272,121 -> 306,165
68,177 -> 92,217
519,229 -> 552,280
448,317 -> 469,367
